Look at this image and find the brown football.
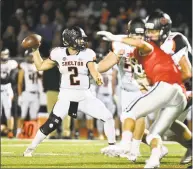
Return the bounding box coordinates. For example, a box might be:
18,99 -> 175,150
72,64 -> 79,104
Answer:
21,34 -> 42,49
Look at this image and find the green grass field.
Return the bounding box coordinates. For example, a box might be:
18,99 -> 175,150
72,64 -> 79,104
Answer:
1,138 -> 190,168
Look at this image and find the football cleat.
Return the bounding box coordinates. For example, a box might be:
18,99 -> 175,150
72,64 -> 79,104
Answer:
144,154 -> 160,168
180,148 -> 192,164
160,145 -> 168,160
127,141 -> 141,162
23,147 -> 35,157
117,142 -> 131,158
127,149 -> 141,162
101,145 -> 122,157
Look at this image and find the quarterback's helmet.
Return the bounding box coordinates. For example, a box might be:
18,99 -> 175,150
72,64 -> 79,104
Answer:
145,10 -> 172,42
62,26 -> 88,51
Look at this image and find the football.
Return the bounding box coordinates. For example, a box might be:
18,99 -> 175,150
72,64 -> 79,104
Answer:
21,34 -> 42,49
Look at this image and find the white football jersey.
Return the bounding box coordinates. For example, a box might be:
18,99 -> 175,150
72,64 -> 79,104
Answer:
20,62 -> 39,92
161,32 -> 192,66
112,35 -> 140,91
1,60 -> 18,85
98,69 -> 113,94
50,47 -> 96,90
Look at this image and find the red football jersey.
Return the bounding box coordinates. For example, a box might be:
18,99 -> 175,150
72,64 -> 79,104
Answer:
134,41 -> 183,86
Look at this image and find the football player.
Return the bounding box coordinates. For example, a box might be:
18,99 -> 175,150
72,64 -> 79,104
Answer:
145,10 -> 192,164
99,11 -> 192,164
1,48 -> 18,138
97,23 -> 187,168
17,50 -> 40,137
23,26 -> 118,157
99,18 -> 153,159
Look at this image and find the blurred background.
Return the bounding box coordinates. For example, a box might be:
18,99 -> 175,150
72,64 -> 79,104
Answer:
0,0 -> 192,140
1,0 -> 192,57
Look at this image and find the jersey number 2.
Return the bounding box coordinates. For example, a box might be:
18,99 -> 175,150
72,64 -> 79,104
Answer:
68,67 -> 80,85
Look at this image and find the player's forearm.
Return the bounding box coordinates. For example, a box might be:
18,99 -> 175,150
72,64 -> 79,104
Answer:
121,37 -> 153,55
112,70 -> 117,96
18,85 -> 23,96
32,49 -> 44,70
98,52 -> 118,73
89,64 -> 99,80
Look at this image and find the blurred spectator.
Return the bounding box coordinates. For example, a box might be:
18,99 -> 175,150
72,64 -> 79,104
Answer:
53,8 -> 65,31
35,13 -> 56,56
17,23 -> 32,55
42,0 -> 55,22
88,1 -> 103,18
9,8 -> 25,35
26,15 -> 35,30
117,7 -> 128,22
65,0 -> 77,11
96,41 -> 108,55
76,4 -> 92,20
101,5 -> 110,24
2,26 -> 17,57
135,0 -> 147,19
108,17 -> 118,34
23,0 -> 39,17
52,30 -> 62,48
99,18 -> 108,31
66,10 -> 78,28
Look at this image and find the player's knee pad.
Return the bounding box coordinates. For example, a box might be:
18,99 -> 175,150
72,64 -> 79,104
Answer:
120,111 -> 136,123
146,133 -> 162,145
40,113 -> 62,136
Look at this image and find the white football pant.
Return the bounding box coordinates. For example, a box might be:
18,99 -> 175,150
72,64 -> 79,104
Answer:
122,82 -> 187,136
20,91 -> 40,120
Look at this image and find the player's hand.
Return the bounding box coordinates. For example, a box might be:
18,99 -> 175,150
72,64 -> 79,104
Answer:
95,73 -> 103,86
97,31 -> 122,42
136,77 -> 150,91
18,95 -> 23,106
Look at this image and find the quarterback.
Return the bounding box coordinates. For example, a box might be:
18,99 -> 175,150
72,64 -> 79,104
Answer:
23,26 -> 119,157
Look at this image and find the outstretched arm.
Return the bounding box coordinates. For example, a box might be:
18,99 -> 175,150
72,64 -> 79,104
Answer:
121,37 -> 153,56
32,49 -> 56,71
97,31 -> 153,56
97,51 -> 119,73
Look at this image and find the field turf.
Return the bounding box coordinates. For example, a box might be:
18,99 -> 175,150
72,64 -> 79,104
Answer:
1,138 -> 190,168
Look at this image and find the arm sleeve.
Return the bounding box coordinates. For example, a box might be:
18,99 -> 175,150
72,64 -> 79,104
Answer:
172,35 -> 190,64
173,35 -> 187,53
86,49 -> 97,62
49,47 -> 61,64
